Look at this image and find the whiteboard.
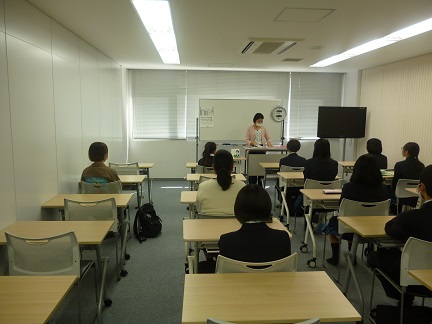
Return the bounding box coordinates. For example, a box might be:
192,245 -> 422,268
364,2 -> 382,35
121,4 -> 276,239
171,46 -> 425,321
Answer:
199,99 -> 283,142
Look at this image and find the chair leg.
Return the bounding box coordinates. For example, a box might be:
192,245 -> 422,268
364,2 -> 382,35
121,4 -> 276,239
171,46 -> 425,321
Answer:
400,286 -> 406,324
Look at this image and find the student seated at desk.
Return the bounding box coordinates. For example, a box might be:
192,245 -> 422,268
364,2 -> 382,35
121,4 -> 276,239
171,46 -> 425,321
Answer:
218,184 -> 291,262
81,142 -> 120,183
366,138 -> 388,169
368,165 -> 432,306
392,142 -> 425,211
325,155 -> 389,265
196,149 -> 245,216
303,138 -> 338,181
198,141 -> 216,167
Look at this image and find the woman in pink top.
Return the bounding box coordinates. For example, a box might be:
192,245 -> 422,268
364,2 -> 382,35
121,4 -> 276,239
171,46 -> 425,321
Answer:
245,113 -> 273,147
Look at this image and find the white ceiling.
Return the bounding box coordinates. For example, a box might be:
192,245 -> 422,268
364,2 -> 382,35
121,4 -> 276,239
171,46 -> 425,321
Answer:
26,0 -> 432,72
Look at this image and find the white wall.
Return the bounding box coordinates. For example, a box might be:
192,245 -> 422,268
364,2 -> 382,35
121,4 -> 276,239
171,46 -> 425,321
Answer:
357,53 -> 432,168
0,0 -> 124,228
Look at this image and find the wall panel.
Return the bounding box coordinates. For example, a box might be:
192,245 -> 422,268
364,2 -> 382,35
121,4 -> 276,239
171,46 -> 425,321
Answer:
52,20 -> 79,63
7,35 -> 58,220
0,0 -> 5,32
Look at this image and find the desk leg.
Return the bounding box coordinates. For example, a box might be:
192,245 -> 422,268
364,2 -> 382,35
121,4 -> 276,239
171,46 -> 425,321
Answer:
342,233 -> 364,316
194,241 -> 200,274
146,168 -> 152,204
280,183 -> 289,227
263,169 -> 267,188
95,246 -> 110,320
301,202 -> 317,268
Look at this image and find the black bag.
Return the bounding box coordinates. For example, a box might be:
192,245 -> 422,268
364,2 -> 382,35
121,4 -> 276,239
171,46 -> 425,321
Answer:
133,203 -> 162,243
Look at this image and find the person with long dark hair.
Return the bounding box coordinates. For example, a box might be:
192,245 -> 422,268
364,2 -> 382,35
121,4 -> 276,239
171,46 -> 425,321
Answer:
198,142 -> 216,167
366,138 -> 388,169
325,155 -> 389,265
218,184 -> 291,262
303,138 -> 338,181
196,149 -> 245,216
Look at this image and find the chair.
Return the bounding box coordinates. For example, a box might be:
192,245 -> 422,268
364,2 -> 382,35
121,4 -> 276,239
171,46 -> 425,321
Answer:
301,179 -> 344,267
323,198 -> 391,282
370,237 -> 432,324
6,231 -> 98,323
196,165 -> 215,174
395,179 -> 420,212
81,180 -> 122,194
64,198 -> 128,280
215,253 -> 298,273
108,162 -> 139,175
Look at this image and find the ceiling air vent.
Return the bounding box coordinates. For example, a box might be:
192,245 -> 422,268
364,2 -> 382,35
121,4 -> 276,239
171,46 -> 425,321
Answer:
239,38 -> 303,55
282,58 -> 303,62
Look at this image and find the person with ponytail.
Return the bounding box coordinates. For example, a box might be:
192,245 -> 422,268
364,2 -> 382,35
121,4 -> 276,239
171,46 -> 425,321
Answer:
392,142 -> 425,210
198,142 -> 217,167
196,149 -> 246,216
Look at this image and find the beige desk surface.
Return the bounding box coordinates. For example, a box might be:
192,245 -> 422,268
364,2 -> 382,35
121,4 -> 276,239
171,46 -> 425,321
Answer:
0,275 -> 77,324
138,162 -> 154,169
338,216 -> 395,238
182,271 -> 361,324
277,171 -> 305,180
186,173 -> 246,182
183,217 -> 291,241
406,187 -> 418,194
42,193 -> 133,209
338,161 -> 355,167
181,191 -> 197,204
186,157 -> 246,169
259,162 -> 280,169
118,174 -> 146,184
408,270 -> 432,291
0,220 -> 114,245
300,189 -> 341,201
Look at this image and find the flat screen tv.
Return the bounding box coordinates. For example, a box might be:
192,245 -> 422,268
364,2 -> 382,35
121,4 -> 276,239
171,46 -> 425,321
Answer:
317,106 -> 367,138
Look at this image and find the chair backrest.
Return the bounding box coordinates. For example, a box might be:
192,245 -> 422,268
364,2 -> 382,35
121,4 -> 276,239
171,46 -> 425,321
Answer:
280,165 -> 304,172
6,231 -> 80,276
395,179 -> 419,199
338,198 -> 391,234
400,237 -> 432,286
196,165 -> 215,174
215,253 -> 298,273
109,162 -> 139,175
303,179 -> 343,207
64,198 -> 118,231
80,180 -> 122,194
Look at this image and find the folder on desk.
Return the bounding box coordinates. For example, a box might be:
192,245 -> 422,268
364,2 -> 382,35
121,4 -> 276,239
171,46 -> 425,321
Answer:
322,189 -> 342,194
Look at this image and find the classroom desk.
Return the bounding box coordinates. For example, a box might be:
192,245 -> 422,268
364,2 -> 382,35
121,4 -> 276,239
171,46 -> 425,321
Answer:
0,275 -> 78,324
119,174 -> 146,206
186,157 -> 246,173
183,217 -> 291,273
338,161 -> 355,176
186,173 -> 246,191
408,270 -> 432,291
181,271 -> 361,323
181,191 -> 198,219
0,221 -> 113,319
42,193 -> 133,279
259,162 -> 280,188
300,189 -> 341,268
277,171 -> 305,228
138,162 -> 154,204
338,216 -> 396,316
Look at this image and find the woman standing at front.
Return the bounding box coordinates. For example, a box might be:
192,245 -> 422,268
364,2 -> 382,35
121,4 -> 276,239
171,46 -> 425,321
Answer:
245,113 -> 273,185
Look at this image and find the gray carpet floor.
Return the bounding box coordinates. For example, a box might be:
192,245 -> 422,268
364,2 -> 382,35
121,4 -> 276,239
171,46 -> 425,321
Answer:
54,179 -> 432,324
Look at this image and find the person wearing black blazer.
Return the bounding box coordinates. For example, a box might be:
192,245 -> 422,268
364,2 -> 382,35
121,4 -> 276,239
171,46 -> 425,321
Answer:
368,165 -> 432,304
303,138 -> 338,181
279,139 -> 306,168
218,184 -> 291,263
366,138 -> 388,169
392,142 -> 425,209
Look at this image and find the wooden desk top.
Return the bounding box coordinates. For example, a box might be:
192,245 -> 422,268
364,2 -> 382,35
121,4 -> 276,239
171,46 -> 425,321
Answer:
277,171 -> 305,180
259,162 -> 280,169
186,157 -> 246,168
118,174 -> 146,184
182,271 -> 361,323
181,191 -> 197,204
0,275 -> 77,324
244,146 -> 287,151
186,173 -> 246,182
138,162 -> 154,169
338,161 -> 355,167
406,187 -> 418,194
183,217 -> 291,241
42,193 -> 133,209
408,270 -> 432,291
338,216 -> 395,238
300,189 -> 341,201
0,221 -> 114,245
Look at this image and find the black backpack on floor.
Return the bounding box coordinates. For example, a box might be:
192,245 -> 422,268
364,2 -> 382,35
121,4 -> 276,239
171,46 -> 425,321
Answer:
133,203 -> 162,243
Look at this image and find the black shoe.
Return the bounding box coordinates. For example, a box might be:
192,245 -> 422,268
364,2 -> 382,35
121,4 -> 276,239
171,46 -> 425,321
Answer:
326,257 -> 339,265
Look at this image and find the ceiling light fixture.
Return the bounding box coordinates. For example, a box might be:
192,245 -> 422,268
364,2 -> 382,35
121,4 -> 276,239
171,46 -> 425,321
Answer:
131,0 -> 180,64
311,17 -> 432,67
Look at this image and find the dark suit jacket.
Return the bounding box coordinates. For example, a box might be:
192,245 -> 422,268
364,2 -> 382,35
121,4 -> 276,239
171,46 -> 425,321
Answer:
392,157 -> 425,190
385,200 -> 432,242
339,182 -> 389,205
279,153 -> 307,168
218,222 -> 291,262
366,153 -> 388,169
303,157 -> 338,181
